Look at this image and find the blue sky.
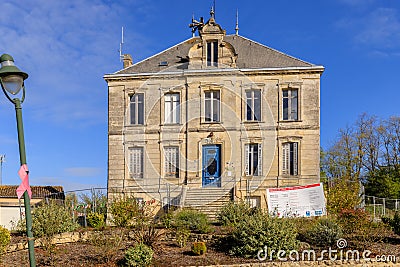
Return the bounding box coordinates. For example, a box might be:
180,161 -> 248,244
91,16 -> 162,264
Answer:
0,0 -> 399,191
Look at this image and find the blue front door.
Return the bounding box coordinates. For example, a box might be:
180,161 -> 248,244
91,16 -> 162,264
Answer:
202,145 -> 221,187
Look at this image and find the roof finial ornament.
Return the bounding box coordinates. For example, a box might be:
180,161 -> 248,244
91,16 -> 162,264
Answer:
210,5 -> 215,19
235,9 -> 239,35
189,15 -> 204,36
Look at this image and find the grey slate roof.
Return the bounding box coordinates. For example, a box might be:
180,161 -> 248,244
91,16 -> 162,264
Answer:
115,34 -> 315,75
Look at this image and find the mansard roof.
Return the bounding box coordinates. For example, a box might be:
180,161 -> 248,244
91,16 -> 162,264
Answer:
115,34 -> 318,75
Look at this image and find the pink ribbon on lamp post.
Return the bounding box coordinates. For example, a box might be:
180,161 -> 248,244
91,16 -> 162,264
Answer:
16,164 -> 32,199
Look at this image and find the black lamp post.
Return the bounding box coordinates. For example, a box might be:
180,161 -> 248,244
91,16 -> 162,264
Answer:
0,54 -> 36,267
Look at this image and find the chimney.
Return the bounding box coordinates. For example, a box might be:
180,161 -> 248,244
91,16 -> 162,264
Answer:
123,54 -> 133,68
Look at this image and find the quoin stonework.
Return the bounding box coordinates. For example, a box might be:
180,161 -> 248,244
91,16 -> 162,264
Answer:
103,11 -> 324,217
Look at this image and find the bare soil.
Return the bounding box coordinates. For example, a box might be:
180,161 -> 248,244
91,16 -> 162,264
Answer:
2,231 -> 400,267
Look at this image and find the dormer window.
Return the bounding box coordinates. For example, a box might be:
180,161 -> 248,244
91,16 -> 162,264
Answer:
207,41 -> 218,67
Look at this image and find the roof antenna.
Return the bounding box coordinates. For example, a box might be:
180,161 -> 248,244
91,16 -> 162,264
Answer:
235,9 -> 239,35
192,13 -> 195,37
119,26 -> 124,62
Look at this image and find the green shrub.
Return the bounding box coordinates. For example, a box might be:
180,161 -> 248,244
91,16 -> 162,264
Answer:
227,212 -> 299,258
390,211 -> 400,235
176,227 -> 190,248
109,195 -> 140,227
217,201 -> 254,227
174,209 -> 211,233
30,201 -> 78,239
191,241 -> 207,255
0,226 -> 10,256
124,243 -> 153,267
87,212 -> 105,229
303,218 -> 342,247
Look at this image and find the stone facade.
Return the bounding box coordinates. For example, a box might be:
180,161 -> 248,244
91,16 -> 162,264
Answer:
104,14 -> 324,214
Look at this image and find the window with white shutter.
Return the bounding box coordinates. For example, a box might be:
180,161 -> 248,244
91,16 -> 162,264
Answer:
164,146 -> 179,178
282,142 -> 298,176
245,144 -> 262,176
129,147 -> 143,178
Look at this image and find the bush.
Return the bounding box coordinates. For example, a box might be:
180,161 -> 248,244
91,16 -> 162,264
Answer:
217,201 -> 254,227
89,229 -> 124,263
326,179 -> 361,215
129,224 -> 164,248
337,208 -> 391,249
226,212 -> 299,258
191,242 -> 207,256
303,218 -> 342,247
0,226 -> 10,256
29,201 -> 78,239
109,195 -> 140,227
390,211 -> 400,235
174,209 -> 211,233
124,243 -> 153,267
87,212 -> 105,229
337,208 -> 369,235
176,228 -> 190,248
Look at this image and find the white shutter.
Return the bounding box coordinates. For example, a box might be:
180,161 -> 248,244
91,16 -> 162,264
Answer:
293,142 -> 298,176
282,143 -> 289,175
257,144 -> 262,176
245,144 -> 250,176
130,147 -> 143,178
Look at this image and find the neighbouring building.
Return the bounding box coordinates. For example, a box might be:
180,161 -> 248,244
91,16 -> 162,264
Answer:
0,185 -> 64,229
104,12 -> 324,218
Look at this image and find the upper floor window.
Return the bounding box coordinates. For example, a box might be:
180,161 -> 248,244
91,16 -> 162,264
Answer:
282,89 -> 298,121
245,143 -> 262,176
282,142 -> 298,176
246,90 -> 261,121
165,93 -> 180,124
164,146 -> 179,178
207,41 -> 218,67
129,147 -> 144,179
130,93 -> 144,125
205,91 -> 220,122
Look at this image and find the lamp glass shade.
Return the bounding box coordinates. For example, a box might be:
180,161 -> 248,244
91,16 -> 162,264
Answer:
1,74 -> 24,95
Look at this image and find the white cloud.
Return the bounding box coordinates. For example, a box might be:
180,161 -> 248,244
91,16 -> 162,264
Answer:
0,0 -> 150,127
336,7 -> 400,56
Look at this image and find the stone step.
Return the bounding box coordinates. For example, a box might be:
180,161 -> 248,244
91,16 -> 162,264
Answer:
182,187 -> 233,221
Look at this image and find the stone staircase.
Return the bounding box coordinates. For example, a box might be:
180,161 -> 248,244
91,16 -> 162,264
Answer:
181,187 -> 233,221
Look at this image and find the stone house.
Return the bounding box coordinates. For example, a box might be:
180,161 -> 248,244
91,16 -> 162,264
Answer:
104,13 -> 324,217
0,185 -> 64,229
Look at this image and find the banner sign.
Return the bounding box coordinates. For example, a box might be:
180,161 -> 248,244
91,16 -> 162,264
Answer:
266,183 -> 326,218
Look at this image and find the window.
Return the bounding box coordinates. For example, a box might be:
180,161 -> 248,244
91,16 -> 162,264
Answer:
207,41 -> 218,67
282,142 -> 298,176
164,94 -> 180,124
282,89 -> 298,120
205,91 -> 220,122
246,90 -> 261,121
245,143 -> 262,176
130,93 -> 144,125
129,147 -> 144,178
164,146 -> 179,178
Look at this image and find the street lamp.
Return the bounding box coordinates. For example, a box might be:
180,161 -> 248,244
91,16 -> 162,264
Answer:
0,54 -> 36,266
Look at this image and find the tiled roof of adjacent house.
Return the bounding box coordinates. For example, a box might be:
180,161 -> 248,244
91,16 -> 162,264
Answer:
0,185 -> 65,199
115,34 -> 316,75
